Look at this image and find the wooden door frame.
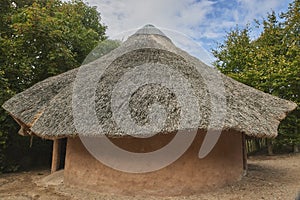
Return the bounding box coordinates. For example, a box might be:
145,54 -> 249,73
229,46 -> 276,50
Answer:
51,139 -> 62,173
242,133 -> 248,175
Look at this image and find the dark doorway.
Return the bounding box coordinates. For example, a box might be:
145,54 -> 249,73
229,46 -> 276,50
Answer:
59,138 -> 67,169
51,138 -> 67,173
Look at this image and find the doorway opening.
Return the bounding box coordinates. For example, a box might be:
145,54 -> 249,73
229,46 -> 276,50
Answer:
51,138 -> 67,173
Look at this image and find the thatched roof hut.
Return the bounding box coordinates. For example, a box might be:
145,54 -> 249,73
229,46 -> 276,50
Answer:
2,25 -> 297,196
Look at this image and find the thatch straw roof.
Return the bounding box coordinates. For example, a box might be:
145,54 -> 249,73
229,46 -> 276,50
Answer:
2,25 -> 297,139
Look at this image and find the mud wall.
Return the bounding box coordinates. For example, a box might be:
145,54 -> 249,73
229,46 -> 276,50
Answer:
64,130 -> 244,196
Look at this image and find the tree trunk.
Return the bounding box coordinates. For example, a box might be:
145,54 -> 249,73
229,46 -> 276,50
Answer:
294,144 -> 299,153
267,139 -> 273,156
254,139 -> 260,151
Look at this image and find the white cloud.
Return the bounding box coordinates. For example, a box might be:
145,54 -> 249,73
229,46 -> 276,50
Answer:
237,0 -> 285,23
91,0 -> 215,37
83,0 -> 292,62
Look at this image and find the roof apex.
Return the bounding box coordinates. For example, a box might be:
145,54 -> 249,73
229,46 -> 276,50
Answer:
133,24 -> 168,38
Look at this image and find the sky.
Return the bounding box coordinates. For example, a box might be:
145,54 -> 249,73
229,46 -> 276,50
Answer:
84,0 -> 292,65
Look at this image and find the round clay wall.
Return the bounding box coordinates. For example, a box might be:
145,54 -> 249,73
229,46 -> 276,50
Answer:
64,130 -> 244,196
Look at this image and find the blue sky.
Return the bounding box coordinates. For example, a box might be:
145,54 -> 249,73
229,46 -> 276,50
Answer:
84,0 -> 292,64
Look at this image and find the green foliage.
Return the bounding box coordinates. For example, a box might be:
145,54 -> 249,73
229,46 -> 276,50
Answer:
4,0 -> 106,87
212,25 -> 253,82
278,110 -> 300,146
212,0 -> 300,150
0,0 -> 106,172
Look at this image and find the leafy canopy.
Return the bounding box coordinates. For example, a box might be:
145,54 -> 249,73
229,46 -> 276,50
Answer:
0,0 -> 107,172
212,0 -> 300,147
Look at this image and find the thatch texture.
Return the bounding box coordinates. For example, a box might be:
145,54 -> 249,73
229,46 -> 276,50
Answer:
2,25 -> 297,139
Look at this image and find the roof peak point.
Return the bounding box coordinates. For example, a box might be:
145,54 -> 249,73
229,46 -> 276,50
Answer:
143,24 -> 156,28
134,24 -> 167,38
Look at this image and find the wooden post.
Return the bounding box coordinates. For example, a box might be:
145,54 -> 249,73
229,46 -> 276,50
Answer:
242,134 -> 247,175
267,139 -> 274,156
51,139 -> 61,173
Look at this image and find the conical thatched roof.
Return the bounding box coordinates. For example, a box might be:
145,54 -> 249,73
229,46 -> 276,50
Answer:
2,25 -> 297,139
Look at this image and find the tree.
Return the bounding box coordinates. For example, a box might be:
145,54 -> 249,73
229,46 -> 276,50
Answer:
277,0 -> 300,152
0,0 -> 106,172
212,26 -> 253,83
212,0 -> 300,154
5,0 -> 106,88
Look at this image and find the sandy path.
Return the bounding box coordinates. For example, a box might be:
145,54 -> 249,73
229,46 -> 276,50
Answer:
0,154 -> 299,200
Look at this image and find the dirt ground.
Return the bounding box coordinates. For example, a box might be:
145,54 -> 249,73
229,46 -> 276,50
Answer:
0,154 -> 299,200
